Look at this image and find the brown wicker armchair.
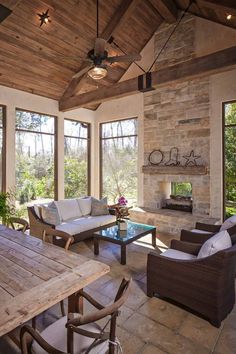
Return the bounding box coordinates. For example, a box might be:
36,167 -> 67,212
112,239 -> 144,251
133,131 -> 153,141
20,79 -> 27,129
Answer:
147,239 -> 236,327
20,278 -> 131,354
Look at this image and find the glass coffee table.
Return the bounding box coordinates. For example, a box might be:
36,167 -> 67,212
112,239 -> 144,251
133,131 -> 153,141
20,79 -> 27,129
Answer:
93,221 -> 156,265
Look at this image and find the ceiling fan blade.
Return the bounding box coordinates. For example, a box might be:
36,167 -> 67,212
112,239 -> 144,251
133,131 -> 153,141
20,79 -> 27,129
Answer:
0,4 -> 12,23
106,54 -> 142,64
94,38 -> 106,56
72,65 -> 93,79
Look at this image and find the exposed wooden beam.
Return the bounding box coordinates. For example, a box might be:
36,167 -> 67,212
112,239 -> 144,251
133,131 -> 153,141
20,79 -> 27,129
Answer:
60,0 -> 141,101
198,0 -> 236,13
59,45 -> 236,111
149,0 -> 178,23
101,0 -> 141,40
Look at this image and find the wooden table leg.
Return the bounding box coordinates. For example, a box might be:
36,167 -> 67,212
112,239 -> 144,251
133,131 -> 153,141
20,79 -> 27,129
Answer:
121,245 -> 126,265
94,237 -> 99,255
68,292 -> 83,314
152,230 -> 156,247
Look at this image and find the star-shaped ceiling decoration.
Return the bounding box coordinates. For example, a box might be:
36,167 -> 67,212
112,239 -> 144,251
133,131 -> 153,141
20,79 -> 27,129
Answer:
38,9 -> 50,27
183,150 -> 201,166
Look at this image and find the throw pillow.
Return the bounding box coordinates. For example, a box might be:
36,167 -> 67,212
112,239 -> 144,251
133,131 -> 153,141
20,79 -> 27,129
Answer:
197,230 -> 232,259
91,197 -> 109,216
77,197 -> 92,216
41,204 -> 61,226
220,215 -> 236,231
54,199 -> 83,221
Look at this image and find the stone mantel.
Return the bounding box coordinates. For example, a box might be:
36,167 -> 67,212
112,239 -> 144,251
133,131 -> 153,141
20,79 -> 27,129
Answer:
142,165 -> 208,175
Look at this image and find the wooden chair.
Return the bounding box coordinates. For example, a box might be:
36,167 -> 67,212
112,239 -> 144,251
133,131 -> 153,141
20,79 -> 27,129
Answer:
20,278 -> 131,354
42,229 -> 74,317
8,217 -> 29,233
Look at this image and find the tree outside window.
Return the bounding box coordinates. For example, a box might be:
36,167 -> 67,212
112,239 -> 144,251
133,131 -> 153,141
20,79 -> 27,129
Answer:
100,118 -> 138,205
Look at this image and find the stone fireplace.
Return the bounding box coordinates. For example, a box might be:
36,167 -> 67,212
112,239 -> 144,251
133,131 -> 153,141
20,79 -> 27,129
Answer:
129,15 -> 219,234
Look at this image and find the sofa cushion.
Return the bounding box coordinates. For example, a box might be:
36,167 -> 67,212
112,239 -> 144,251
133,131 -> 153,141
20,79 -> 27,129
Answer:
91,197 -> 109,216
161,249 -> 196,260
197,230 -> 232,259
55,215 -> 116,236
41,202 -> 61,226
220,215 -> 236,231
77,197 -> 92,216
54,199 -> 82,221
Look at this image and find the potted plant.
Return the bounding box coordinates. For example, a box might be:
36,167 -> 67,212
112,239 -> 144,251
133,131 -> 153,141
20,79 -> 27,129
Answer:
0,191 -> 16,225
116,196 -> 130,231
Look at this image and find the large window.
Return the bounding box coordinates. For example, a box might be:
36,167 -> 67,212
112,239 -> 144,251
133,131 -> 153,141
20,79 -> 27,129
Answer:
100,118 -> 138,205
0,106 -> 6,191
223,102 -> 236,218
15,109 -> 56,216
64,119 -> 90,198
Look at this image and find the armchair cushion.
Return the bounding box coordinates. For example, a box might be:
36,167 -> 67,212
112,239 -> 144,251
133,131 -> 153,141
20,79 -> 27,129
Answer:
161,249 -> 196,260
198,230 -> 232,259
220,215 -> 236,231
191,229 -> 212,234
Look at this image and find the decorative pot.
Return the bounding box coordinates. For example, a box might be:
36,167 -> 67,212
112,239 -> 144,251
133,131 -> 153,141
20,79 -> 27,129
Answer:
118,220 -> 127,231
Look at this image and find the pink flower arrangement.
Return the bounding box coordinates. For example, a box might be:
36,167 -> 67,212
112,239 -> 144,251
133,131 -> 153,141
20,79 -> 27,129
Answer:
118,196 -> 128,206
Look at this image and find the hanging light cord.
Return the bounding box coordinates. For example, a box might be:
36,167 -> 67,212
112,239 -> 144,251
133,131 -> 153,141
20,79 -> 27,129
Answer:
111,39 -> 146,73
96,0 -> 99,37
148,0 -> 194,72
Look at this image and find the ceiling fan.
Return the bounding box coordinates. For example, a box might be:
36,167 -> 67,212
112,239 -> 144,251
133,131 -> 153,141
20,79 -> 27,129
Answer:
72,0 -> 142,81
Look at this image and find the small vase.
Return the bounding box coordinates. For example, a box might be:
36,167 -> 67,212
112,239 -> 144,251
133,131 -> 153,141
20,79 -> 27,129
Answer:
118,220 -> 127,231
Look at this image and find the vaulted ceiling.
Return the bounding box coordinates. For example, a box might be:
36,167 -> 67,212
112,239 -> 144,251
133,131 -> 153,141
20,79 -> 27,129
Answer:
0,0 -> 235,110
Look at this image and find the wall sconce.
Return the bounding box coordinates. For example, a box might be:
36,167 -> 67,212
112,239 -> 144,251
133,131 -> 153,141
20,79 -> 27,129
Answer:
38,9 -> 51,27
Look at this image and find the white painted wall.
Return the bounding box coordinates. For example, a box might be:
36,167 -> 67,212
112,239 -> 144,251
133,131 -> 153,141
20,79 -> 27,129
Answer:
210,70 -> 236,219
0,86 -> 96,199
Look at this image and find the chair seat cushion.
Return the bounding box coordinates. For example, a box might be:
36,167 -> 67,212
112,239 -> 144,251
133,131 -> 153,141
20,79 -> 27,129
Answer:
32,315 -> 109,354
191,229 -> 212,234
197,230 -> 232,258
161,249 -> 197,260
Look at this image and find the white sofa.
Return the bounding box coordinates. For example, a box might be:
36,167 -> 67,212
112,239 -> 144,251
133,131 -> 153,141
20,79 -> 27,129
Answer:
28,197 -> 116,242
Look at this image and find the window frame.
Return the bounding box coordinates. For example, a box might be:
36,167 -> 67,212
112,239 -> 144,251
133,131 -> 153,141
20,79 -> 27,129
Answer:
15,107 -> 58,200
222,100 -> 236,220
99,117 -> 138,199
64,118 -> 91,197
0,105 -> 6,192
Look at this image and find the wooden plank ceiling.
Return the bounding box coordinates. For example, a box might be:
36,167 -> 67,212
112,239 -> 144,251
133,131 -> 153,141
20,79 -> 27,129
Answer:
0,0 -> 235,110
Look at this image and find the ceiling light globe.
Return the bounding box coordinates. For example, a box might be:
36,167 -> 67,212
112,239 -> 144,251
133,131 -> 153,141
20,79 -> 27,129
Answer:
227,14 -> 232,20
88,66 -> 107,80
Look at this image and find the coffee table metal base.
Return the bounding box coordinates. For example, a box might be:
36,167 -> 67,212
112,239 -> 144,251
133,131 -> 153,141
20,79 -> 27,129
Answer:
93,226 -> 156,265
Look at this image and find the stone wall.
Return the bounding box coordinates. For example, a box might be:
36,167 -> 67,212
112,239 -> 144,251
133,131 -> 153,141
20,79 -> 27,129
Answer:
142,15 -> 210,217
134,14 -> 214,233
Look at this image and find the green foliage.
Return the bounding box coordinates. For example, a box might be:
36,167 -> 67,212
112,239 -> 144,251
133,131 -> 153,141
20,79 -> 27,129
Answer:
225,103 -> 236,211
64,157 -> 87,198
0,191 -> 16,224
171,182 -> 192,196
102,135 -> 138,205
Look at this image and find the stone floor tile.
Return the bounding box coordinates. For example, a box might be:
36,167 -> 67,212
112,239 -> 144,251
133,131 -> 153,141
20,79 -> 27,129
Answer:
178,313 -> 222,350
116,326 -> 145,354
141,343 -> 168,354
138,297 -> 188,330
123,312 -> 210,354
214,327 -> 236,354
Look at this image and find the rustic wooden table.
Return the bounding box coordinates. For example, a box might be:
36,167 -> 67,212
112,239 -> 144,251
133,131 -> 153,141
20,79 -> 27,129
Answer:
0,225 -> 110,337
